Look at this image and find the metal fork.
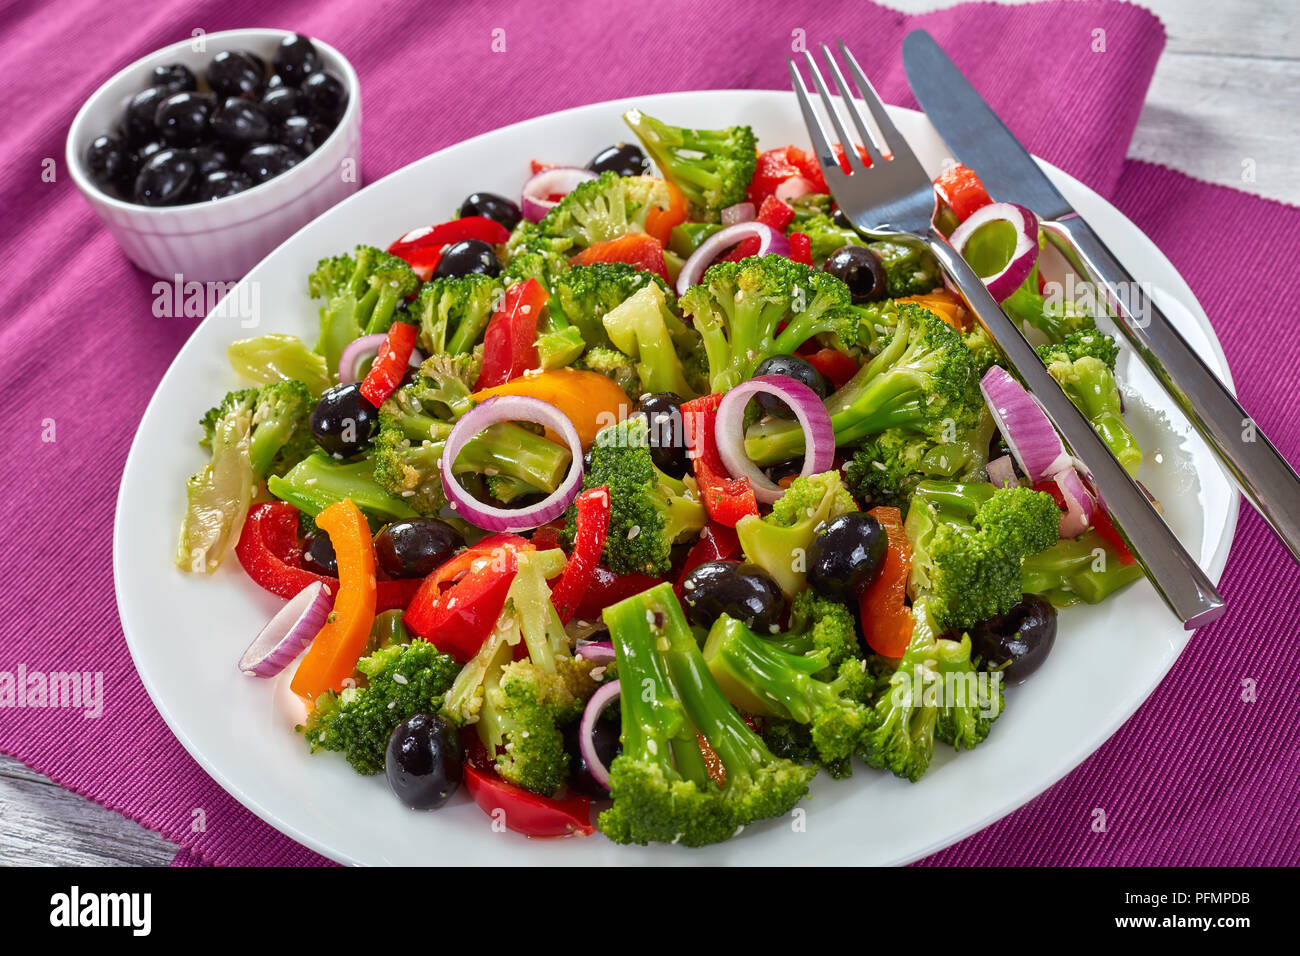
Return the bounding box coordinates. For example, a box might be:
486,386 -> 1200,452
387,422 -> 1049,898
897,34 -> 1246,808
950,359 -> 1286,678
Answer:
789,41 -> 1226,628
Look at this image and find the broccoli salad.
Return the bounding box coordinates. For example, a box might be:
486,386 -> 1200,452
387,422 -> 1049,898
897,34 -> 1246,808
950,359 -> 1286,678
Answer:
176,109 -> 1146,846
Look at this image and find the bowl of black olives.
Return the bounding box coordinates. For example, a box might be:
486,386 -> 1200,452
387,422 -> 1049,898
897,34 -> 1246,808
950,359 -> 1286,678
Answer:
67,29 -> 361,281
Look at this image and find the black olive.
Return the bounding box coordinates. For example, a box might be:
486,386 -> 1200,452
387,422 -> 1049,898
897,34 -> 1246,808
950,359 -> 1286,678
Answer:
194,168 -> 253,201
85,134 -> 129,195
277,115 -> 330,155
272,34 -> 320,86
133,148 -> 196,206
808,512 -> 888,599
189,144 -> 233,176
206,50 -> 265,100
459,191 -> 522,231
239,142 -> 300,184
970,594 -> 1057,683
681,561 -> 787,633
633,392 -> 688,478
150,63 -> 197,94
301,530 -> 338,576
242,50 -> 268,75
134,139 -> 165,165
209,97 -> 271,145
764,457 -> 805,485
260,85 -> 302,124
587,142 -> 650,177
310,382 -> 379,457
265,73 -> 288,91
154,91 -> 214,147
299,71 -> 347,125
374,519 -> 463,580
563,713 -> 621,798
433,239 -> 501,279
124,86 -> 169,144
385,714 -> 463,810
751,355 -> 829,418
823,245 -> 888,303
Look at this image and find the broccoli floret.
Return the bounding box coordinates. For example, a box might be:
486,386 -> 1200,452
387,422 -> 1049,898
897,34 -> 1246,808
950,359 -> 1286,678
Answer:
267,452 -> 419,522
704,614 -> 874,772
857,598 -> 1002,780
239,380 -> 315,478
765,589 -> 862,671
501,221 -> 574,289
308,246 -> 419,377
962,324 -> 1003,377
550,261 -> 671,349
410,273 -> 502,357
440,552 -> 595,794
794,215 -> 942,296
535,326 -> 587,371
537,170 -> 672,251
601,282 -> 700,398
679,254 -> 858,391
844,405 -> 996,509
572,417 -> 706,576
745,303 -> 983,466
734,470 -> 857,597
302,638 -> 461,775
227,334 -> 333,397
409,352 -> 480,420
1038,331 -> 1141,475
1021,529 -> 1144,605
622,109 -> 757,219
598,583 -> 815,846
904,480 -> 1060,631
574,347 -> 640,398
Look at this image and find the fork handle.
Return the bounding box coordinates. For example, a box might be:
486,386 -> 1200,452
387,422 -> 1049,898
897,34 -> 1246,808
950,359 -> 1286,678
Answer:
921,227 -> 1226,629
1041,215 -> 1300,564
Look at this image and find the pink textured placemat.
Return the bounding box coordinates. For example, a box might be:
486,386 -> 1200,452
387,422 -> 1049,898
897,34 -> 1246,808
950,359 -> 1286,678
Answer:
0,0 -> 1294,866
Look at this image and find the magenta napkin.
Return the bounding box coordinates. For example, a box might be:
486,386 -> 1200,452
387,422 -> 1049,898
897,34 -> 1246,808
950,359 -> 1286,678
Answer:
0,0 -> 1294,866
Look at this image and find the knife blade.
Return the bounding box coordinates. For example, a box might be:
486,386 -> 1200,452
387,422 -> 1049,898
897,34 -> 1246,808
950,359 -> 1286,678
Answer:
901,30 -> 1073,220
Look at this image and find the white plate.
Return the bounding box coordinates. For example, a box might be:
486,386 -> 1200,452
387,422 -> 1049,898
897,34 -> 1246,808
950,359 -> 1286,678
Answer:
114,90 -> 1238,866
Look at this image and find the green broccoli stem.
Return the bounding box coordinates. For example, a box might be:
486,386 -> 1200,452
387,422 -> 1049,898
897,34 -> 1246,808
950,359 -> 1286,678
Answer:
911,480 -> 997,519
603,584 -> 709,788
458,423 -> 572,493
362,286 -> 406,337
1021,530 -> 1144,603
703,616 -> 834,721
268,453 -> 418,520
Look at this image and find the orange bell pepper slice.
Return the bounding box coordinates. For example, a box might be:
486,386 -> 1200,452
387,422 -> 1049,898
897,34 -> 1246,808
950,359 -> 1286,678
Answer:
898,291 -> 968,331
858,506 -> 914,658
290,498 -> 377,701
471,368 -> 631,448
645,179 -> 687,247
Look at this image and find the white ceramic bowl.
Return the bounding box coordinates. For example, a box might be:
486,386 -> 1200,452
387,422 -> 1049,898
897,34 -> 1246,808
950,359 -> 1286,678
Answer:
66,28 -> 361,281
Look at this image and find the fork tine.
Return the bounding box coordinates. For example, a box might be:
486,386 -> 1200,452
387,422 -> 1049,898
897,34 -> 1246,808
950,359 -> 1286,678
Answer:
801,50 -> 870,176
818,43 -> 883,166
786,58 -> 838,173
836,39 -> 904,159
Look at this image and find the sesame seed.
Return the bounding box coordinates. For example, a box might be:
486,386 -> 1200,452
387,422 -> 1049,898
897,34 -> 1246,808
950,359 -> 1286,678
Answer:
646,739 -> 658,755
627,525 -> 641,540
392,673 -> 408,685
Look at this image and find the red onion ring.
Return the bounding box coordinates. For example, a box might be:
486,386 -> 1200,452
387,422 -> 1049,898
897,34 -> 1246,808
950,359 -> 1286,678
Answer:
720,201 -> 756,226
948,202 -> 1039,302
578,679 -> 621,791
980,366 -> 1071,482
521,166 -> 598,224
675,223 -> 791,296
774,176 -> 815,202
1052,466 -> 1095,538
575,641 -> 615,663
338,333 -> 424,384
986,455 -> 1017,489
440,395 -> 583,532
715,375 -> 835,504
239,582 -> 333,677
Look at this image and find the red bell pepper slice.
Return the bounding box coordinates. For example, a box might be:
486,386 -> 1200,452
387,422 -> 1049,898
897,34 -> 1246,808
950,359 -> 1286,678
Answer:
387,216 -> 510,280
933,163 -> 993,224
359,320 -> 418,408
802,347 -> 860,389
569,233 -> 669,282
571,566 -> 664,623
405,546 -> 519,662
720,236 -> 762,263
756,195 -> 796,233
462,737 -> 593,837
859,506 -> 913,658
1032,480 -> 1136,565
235,502 -> 418,612
695,460 -> 759,527
675,521 -> 741,598
475,279 -> 546,390
788,232 -> 812,266
749,147 -> 807,205
550,487 -> 612,624
681,393 -> 727,475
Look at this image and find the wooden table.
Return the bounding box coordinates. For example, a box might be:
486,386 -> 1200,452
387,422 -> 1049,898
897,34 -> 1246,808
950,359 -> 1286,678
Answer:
3,0 -> 1296,866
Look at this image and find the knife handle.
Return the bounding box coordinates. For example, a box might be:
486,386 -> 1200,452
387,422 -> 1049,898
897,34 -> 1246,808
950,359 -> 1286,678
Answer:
922,226 -> 1226,628
1042,216 -> 1300,564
